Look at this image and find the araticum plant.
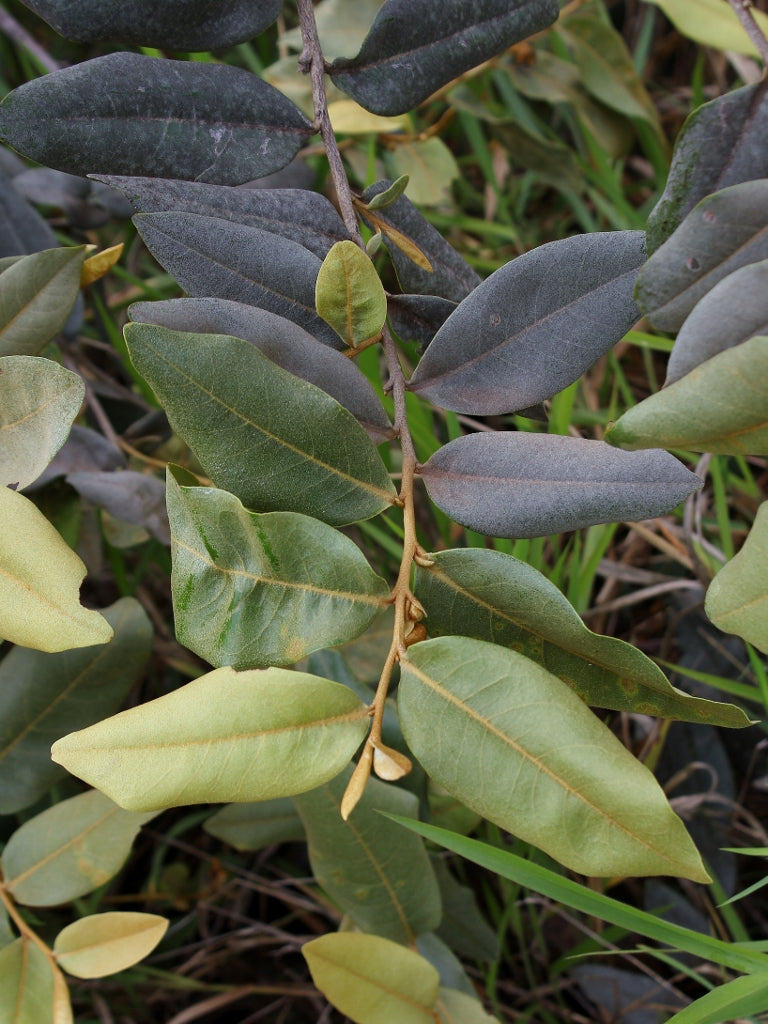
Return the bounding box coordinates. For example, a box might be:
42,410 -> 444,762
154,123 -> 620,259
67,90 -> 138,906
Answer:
1,1 -> 762,1021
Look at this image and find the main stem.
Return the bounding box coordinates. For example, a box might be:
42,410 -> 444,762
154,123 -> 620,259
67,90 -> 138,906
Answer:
297,0 -> 422,817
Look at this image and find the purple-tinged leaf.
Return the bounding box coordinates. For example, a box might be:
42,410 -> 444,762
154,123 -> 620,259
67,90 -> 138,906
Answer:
410,231 -> 645,415
67,471 -> 170,545
0,172 -> 57,257
387,294 -> 457,348
419,432 -> 702,538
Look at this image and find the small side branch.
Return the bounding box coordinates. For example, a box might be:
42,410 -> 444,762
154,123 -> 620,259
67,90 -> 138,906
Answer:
727,0 -> 768,68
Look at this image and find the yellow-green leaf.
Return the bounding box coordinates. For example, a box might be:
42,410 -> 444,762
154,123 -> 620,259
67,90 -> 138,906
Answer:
437,987 -> 497,1024
0,486 -> 113,652
643,0 -> 768,57
51,666 -> 370,811
705,501 -> 768,655
54,912 -> 168,979
328,100 -> 409,134
0,939 -> 73,1024
316,240 -> 387,348
303,932 -> 439,1024
388,137 -> 460,207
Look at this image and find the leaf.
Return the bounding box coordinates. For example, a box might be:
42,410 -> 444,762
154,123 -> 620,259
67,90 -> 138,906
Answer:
0,356 -> 84,489
367,174 -> 411,210
431,858 -> 499,961
0,597 -> 153,815
281,0 -> 386,60
20,0 -> 281,49
398,636 -> 710,881
666,260 -> 768,384
51,666 -> 370,812
0,486 -> 113,651
606,335 -> 768,456
409,231 -> 646,415
642,0 -> 768,57
328,100 -> 410,135
0,940 -> 72,1024
646,81 -> 768,253
0,174 -> 57,257
437,987 -> 498,1024
414,549 -> 750,726
167,468 -> 389,669
418,432 -> 702,538
124,323 -> 396,526
95,176 -> 351,260
293,767 -> 441,943
53,913 -> 168,979
387,138 -> 460,207
387,294 -> 457,348
0,246 -> 86,356
329,0 -> 559,116
705,501 -> 768,655
80,243 -> 123,287
30,425 -> 125,491
133,211 -> 342,348
1,790 -> 155,906
665,972 -> 768,1024
303,932 -> 440,1024
316,241 -> 388,347
204,798 -> 306,851
636,180 -> 768,333
66,470 -> 170,545
128,298 -> 393,442
0,54 -> 313,185
363,180 -> 480,302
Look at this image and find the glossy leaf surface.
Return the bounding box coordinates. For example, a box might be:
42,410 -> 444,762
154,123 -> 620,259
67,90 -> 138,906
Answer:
414,549 -> 749,726
99,176 -> 350,259
134,211 -> 341,347
0,487 -> 113,651
0,940 -> 72,1024
419,432 -> 702,538
124,323 -> 396,526
303,932 -> 440,1024
20,0 -> 280,49
204,798 -> 305,851
2,790 -> 155,906
329,0 -> 559,116
316,241 -> 387,347
646,81 -> 768,252
705,501 -> 768,655
293,767 -> 441,943
51,666 -> 370,811
399,637 -> 710,880
54,913 -> 168,979
0,598 -> 153,815
0,356 -> 83,489
0,54 -> 312,184
129,298 -> 392,441
167,470 -> 389,668
0,246 -> 85,356
410,231 -> 645,415
636,180 -> 768,333
606,335 -> 768,456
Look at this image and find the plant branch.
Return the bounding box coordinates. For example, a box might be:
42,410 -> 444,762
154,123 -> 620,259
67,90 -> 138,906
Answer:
0,4 -> 61,73
727,0 -> 768,67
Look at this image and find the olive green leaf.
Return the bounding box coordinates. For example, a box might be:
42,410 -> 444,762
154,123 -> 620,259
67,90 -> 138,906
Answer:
0,356 -> 84,489
204,799 -> 306,851
0,940 -> 72,1024
399,637 -> 710,881
167,468 -> 389,669
0,246 -> 86,356
51,666 -> 370,812
316,241 -> 387,347
1,790 -> 155,906
124,323 -> 396,526
414,549 -> 750,726
0,486 -> 113,652
606,335 -> 768,456
293,767 -> 441,943
53,913 -> 168,979
705,501 -> 768,655
303,932 -> 440,1024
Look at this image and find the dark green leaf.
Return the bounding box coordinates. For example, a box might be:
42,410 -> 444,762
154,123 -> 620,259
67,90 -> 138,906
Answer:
204,798 -> 306,851
431,858 -> 499,961
0,54 -> 313,185
0,246 -> 86,356
409,232 -> 645,415
293,767 -> 441,943
387,294 -> 456,348
666,260 -> 768,384
167,469 -> 389,668
129,298 -> 393,442
329,0 -> 559,116
96,176 -> 351,259
19,0 -> 280,49
134,212 -> 343,348
418,432 -> 702,537
124,323 -> 396,525
363,181 -> 480,302
413,549 -> 751,726
0,173 -> 57,257
636,180 -> 768,333
0,598 -> 153,815
647,81 -> 768,253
